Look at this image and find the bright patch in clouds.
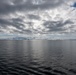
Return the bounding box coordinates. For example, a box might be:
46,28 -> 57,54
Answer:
0,0 -> 76,34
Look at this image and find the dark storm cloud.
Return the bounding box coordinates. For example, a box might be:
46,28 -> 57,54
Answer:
0,17 -> 75,34
12,29 -> 33,34
0,17 -> 35,33
0,19 -> 12,27
27,14 -> 41,20
0,18 -> 24,29
43,20 -> 74,32
0,0 -> 65,14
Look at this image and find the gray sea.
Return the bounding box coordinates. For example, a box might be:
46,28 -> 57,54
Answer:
0,40 -> 76,75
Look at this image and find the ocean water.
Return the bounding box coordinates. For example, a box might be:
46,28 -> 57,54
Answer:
0,40 -> 76,75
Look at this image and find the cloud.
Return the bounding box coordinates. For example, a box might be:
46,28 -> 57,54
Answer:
27,14 -> 41,20
43,20 -> 74,33
0,0 -> 76,34
0,0 -> 65,15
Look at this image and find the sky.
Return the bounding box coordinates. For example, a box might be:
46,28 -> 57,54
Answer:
0,0 -> 76,34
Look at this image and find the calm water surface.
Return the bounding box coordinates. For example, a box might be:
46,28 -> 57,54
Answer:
0,40 -> 76,75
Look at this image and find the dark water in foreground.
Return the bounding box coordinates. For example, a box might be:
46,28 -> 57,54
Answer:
0,40 -> 76,75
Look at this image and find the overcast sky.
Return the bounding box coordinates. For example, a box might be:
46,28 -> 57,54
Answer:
0,0 -> 76,34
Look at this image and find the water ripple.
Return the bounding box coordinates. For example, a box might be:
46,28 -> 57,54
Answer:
0,40 -> 76,75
